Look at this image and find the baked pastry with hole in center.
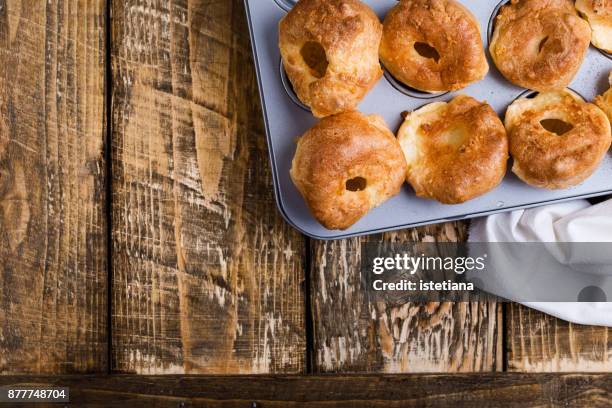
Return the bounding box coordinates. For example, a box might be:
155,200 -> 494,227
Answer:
279,0 -> 383,118
397,95 -> 509,204
290,111 -> 406,230
490,0 -> 591,91
506,90 -> 611,189
379,0 -> 489,93
576,0 -> 612,52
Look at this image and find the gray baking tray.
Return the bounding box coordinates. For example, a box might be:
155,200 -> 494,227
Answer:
244,0 -> 612,240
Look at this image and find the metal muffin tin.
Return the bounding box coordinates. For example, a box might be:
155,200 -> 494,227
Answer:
244,0 -> 612,240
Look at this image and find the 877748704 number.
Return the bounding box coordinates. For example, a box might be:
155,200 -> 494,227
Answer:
1,387 -> 69,402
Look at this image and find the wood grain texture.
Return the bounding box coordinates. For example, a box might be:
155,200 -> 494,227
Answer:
1,374 -> 611,407
507,304 -> 612,372
0,0 -> 107,373
311,224 -> 502,373
111,0 -> 306,374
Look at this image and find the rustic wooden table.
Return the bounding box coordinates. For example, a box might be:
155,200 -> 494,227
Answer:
0,0 -> 611,406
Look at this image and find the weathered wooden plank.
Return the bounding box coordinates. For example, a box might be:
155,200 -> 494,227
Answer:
0,374 -> 610,407
311,224 -> 502,373
507,304 -> 612,372
111,0 -> 306,374
0,0 -> 107,373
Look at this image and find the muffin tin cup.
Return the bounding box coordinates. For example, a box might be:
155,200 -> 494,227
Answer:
245,0 -> 612,240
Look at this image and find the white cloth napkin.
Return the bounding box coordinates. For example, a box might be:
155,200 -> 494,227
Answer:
468,198 -> 612,327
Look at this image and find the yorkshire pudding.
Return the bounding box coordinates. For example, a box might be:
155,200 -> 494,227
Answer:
379,0 -> 489,93
490,0 -> 591,91
397,95 -> 509,204
290,111 -> 406,230
506,90 -> 611,189
279,0 -> 383,118
576,0 -> 612,52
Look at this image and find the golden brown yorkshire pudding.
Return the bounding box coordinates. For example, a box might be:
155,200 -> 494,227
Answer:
290,112 -> 406,230
506,90 -> 611,189
490,0 -> 591,91
576,0 -> 612,52
596,71 -> 612,121
397,95 -> 509,204
279,0 -> 383,118
379,0 -> 489,93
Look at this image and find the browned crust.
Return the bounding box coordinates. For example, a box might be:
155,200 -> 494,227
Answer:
279,0 -> 383,118
379,0 -> 489,93
507,91 -> 612,189
290,112 -> 407,230
490,0 -> 591,91
399,95 -> 509,204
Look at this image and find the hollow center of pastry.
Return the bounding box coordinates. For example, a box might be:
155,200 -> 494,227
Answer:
300,41 -> 328,78
538,36 -> 549,54
413,42 -> 440,62
540,118 -> 574,136
345,177 -> 367,192
536,35 -> 563,55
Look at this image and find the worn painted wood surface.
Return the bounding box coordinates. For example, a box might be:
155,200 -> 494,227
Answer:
311,224 -> 503,373
0,0 -> 107,373
1,374 -> 611,407
110,0 -> 306,374
0,0 -> 611,379
507,304 -> 612,372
